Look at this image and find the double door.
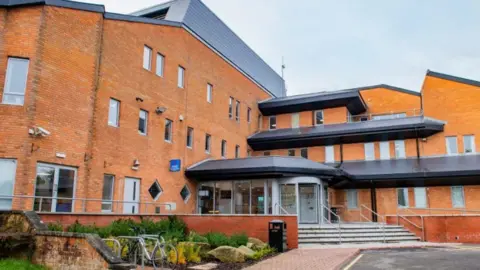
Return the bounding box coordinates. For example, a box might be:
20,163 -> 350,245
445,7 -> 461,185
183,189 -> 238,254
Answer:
34,164 -> 76,212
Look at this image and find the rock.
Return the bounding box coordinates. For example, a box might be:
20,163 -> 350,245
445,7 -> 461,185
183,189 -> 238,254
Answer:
246,242 -> 254,249
207,246 -> 245,263
248,237 -> 267,250
237,245 -> 255,257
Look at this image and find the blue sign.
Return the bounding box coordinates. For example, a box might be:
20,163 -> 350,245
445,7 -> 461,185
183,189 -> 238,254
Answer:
170,159 -> 181,172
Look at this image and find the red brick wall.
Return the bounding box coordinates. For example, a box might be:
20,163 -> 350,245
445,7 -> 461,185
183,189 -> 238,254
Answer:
39,214 -> 299,248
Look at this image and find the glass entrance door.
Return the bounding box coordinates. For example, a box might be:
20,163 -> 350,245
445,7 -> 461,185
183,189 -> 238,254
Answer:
299,184 -> 318,223
34,164 -> 76,212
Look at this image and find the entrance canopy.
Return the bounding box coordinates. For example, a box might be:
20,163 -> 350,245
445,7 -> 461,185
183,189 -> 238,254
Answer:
185,156 -> 345,181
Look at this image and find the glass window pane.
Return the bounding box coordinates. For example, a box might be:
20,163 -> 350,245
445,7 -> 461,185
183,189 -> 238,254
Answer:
347,190 -> 358,209
451,186 -> 465,208
215,182 -> 232,214
221,140 -> 226,157
34,166 -> 55,212
102,175 -> 114,211
394,140 -> 406,159
251,181 -> 265,214
0,159 -> 17,210
2,58 -> 29,105
446,137 -> 458,155
397,188 -> 408,207
380,141 -> 390,160
139,110 -> 148,135
235,101 -> 240,121
186,127 -> 193,148
267,180 -> 272,214
315,110 -> 324,125
108,99 -> 120,127
280,184 -> 296,214
235,145 -> 240,158
178,66 -> 184,88
56,168 -> 75,213
229,97 -> 233,118
325,146 -> 334,162
464,135 -> 475,154
364,143 -> 375,161
269,116 -> 276,129
247,108 -> 251,122
288,149 -> 295,156
205,134 -> 211,153
207,84 -> 212,103
156,53 -> 164,76
180,185 -> 191,202
291,113 -> 300,128
301,148 -> 308,158
414,187 -> 427,208
143,46 -> 152,70
234,181 -> 250,214
164,119 -> 172,142
198,183 -> 214,214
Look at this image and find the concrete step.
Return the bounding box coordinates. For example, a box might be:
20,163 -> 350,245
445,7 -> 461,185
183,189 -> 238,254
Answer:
299,232 -> 416,238
299,224 -> 404,230
298,236 -> 420,244
298,228 -> 408,234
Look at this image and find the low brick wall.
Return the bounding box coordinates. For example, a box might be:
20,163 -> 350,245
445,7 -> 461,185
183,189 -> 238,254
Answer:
387,215 -> 480,243
39,214 -> 299,249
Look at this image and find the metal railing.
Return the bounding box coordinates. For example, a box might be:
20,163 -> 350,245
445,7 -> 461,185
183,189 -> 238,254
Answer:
347,108 -> 423,123
396,207 -> 425,241
274,203 -> 291,215
360,204 -> 386,243
320,203 -> 342,244
0,195 -> 173,214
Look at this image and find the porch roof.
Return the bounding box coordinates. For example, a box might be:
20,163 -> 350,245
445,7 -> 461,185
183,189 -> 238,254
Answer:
185,156 -> 345,181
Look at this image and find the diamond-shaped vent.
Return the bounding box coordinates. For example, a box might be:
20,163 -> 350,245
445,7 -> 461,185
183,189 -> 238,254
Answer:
180,185 -> 191,202
148,180 -> 163,200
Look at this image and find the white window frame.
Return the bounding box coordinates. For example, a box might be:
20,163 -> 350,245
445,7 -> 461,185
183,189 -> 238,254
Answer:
186,127 -> 193,148
164,119 -> 173,143
139,110 -> 148,136
156,53 -> 164,77
221,140 -> 227,158
143,45 -> 152,71
2,57 -> 29,106
346,189 -> 358,209
314,110 -> 324,125
101,174 -> 115,212
414,187 -> 427,208
325,146 -> 334,163
446,136 -> 458,155
364,143 -> 375,161
207,83 -> 213,103
0,159 -> 17,210
269,116 -> 277,130
108,98 -> 120,127
247,107 -> 251,123
451,186 -> 465,208
229,97 -> 234,119
397,188 -> 409,208
205,134 -> 211,154
235,100 -> 240,122
380,141 -> 390,160
177,66 -> 185,88
394,140 -> 406,159
463,135 -> 476,154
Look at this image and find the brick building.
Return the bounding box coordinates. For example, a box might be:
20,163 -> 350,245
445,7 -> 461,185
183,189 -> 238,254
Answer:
1,0 -> 480,227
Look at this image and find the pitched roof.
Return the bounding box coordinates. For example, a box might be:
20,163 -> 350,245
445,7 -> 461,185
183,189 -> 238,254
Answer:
426,70 -> 480,88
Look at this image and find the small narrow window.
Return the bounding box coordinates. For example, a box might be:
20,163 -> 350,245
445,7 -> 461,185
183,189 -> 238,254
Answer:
364,143 -> 375,161
156,53 -> 164,77
451,186 -> 465,208
269,116 -> 277,130
346,189 -> 358,209
247,149 -> 252,157
463,135 -> 476,154
301,148 -> 308,159
186,127 -> 193,148
177,66 -> 185,88
380,141 -> 390,160
394,140 -> 406,159
235,100 -> 240,122
288,149 -> 295,156
143,46 -> 152,70
446,136 -> 458,155
325,146 -> 334,162
314,110 -> 324,125
108,98 -> 120,127
397,188 -> 409,208
2,57 -> 29,105
235,145 -> 240,158
221,140 -> 227,158
247,107 -> 251,123
138,110 -> 148,135
228,97 -> 234,119
205,134 -> 211,154
264,151 -> 271,156
414,187 -> 427,208
101,175 -> 115,212
291,113 -> 300,128
207,83 -> 213,103
164,119 -> 173,142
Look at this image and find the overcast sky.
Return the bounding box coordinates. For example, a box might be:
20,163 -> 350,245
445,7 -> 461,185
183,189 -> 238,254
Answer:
83,0 -> 480,96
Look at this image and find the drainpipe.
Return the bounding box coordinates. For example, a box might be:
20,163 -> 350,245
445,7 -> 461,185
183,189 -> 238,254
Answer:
370,180 -> 377,222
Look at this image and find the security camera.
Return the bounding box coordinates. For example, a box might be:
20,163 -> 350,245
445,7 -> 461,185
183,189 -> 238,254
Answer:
31,126 -> 51,137
155,107 -> 167,114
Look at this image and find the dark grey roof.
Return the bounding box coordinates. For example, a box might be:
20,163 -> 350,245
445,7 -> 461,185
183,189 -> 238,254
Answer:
248,116 -> 445,151
427,70 -> 480,88
185,156 -> 343,181
132,0 -> 285,97
0,0 -> 105,12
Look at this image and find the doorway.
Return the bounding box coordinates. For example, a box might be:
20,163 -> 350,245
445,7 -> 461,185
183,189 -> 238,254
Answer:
123,177 -> 140,214
34,164 -> 77,212
299,184 -> 318,223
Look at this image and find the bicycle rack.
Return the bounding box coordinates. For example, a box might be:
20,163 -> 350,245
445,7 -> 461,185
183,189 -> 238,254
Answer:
102,238 -> 121,257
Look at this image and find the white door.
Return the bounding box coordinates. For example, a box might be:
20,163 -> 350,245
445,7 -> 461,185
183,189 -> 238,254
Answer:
0,159 -> 17,210
123,178 -> 140,214
299,184 -> 318,223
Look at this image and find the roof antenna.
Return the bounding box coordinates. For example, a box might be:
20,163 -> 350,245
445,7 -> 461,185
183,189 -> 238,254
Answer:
281,56 -> 287,96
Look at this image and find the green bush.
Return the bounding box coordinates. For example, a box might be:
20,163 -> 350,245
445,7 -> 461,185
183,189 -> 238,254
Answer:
109,219 -> 137,236
47,222 -> 63,232
66,220 -> 98,234
187,231 -> 208,243
251,245 -> 276,260
204,232 -> 230,248
229,233 -> 248,247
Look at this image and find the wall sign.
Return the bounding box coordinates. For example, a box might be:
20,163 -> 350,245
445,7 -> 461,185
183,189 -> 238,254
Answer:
170,159 -> 181,172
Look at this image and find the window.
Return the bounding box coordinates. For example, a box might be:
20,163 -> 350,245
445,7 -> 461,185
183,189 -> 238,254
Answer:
148,180 -> 163,200
164,119 -> 173,142
177,66 -> 185,88
301,148 -> 308,159
108,99 -> 120,127
394,140 -> 406,159
364,143 -> 375,161
325,146 -> 334,163
397,188 -> 409,208
292,113 -> 300,128
229,97 -> 234,119
463,135 -> 476,154
269,116 -> 277,130
2,57 -> 29,105
314,110 -> 324,125
156,53 -> 164,77
235,100 -> 240,122
138,110 -> 148,135
451,186 -> 465,208
34,163 -> 76,213
264,151 -> 271,156
346,190 -> 358,209
205,134 -> 211,153
288,149 -> 295,156
247,149 -> 252,157
207,83 -> 213,103
0,159 -> 17,210
414,187 -> 427,208
380,141 -> 390,160
186,127 -> 193,148
143,46 -> 152,70
247,107 -> 251,123
446,136 -> 458,155
101,175 -> 115,212
221,140 -> 227,158
180,185 -> 191,203
235,145 -> 240,158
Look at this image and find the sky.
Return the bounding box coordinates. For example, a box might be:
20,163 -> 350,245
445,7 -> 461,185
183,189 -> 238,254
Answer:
82,0 -> 480,96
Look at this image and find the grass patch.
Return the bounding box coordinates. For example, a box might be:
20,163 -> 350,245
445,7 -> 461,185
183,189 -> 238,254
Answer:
0,259 -> 48,270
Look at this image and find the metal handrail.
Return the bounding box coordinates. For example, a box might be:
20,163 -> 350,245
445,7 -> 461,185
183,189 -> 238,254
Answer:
398,207 -> 480,215
320,203 -> 342,244
347,108 -> 423,123
274,202 -> 291,215
102,238 -> 121,257
360,204 -> 386,243
396,207 -> 425,241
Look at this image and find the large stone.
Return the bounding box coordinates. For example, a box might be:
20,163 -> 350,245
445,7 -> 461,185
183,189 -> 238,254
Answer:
207,246 -> 245,263
237,245 -> 255,257
248,237 -> 267,250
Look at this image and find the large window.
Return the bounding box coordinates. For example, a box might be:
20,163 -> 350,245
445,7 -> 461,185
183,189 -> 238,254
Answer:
215,182 -> 232,214
164,119 -> 173,142
207,83 -> 213,103
221,140 -> 227,158
101,175 -> 115,212
205,134 -> 211,153
234,181 -> 250,214
0,159 -> 17,210
138,110 -> 148,135
314,110 -> 324,125
280,184 -> 297,214
2,57 -> 29,105
269,116 -> 277,130
446,136 -> 458,155
451,186 -> 465,208
380,141 -> 390,160
325,146 -> 334,163
235,100 -> 240,122
346,189 -> 358,209
186,127 -> 193,148
397,188 -> 409,208
364,143 -> 375,161
34,164 -> 76,212
156,53 -> 164,77
108,98 -> 120,127
143,46 -> 152,70
414,187 -> 427,208
463,135 -> 476,154
177,66 -> 185,88
251,181 -> 265,214
394,140 -> 406,159
198,183 -> 214,214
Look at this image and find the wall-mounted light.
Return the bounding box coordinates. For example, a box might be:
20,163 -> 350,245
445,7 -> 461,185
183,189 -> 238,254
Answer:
136,97 -> 144,102
132,159 -> 140,170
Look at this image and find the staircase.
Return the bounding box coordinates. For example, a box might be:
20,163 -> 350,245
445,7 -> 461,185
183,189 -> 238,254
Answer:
298,223 -> 420,246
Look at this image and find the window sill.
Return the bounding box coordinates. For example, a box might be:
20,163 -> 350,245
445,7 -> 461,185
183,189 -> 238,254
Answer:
165,140 -> 172,144
1,102 -> 24,106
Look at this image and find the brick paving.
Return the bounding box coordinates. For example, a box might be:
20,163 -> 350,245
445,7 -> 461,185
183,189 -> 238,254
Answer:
244,248 -> 360,270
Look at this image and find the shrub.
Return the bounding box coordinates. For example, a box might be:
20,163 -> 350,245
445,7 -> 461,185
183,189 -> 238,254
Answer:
47,222 -> 63,232
169,245 -> 186,265
251,245 -> 276,260
229,233 -> 248,247
204,232 -> 230,248
109,219 -> 137,236
66,221 -> 98,234
177,242 -> 201,263
187,231 -> 208,243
